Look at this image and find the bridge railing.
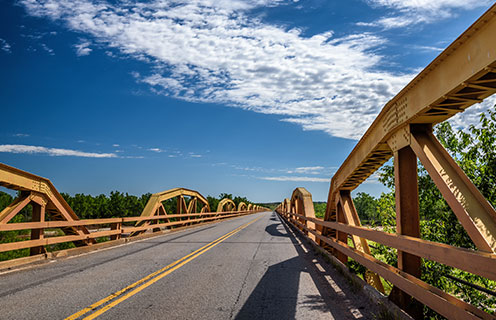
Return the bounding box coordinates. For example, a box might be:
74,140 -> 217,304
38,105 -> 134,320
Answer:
0,210 -> 263,255
0,162 -> 267,260
277,204 -> 495,320
277,4 -> 496,319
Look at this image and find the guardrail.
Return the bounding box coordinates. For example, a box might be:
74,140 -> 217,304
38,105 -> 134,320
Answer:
276,4 -> 496,320
0,210 -> 264,255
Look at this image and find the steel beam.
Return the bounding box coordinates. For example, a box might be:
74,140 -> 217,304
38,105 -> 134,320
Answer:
410,126 -> 496,253
389,146 -> 422,319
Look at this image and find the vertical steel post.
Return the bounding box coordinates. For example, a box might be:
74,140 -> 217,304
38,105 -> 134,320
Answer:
336,201 -> 348,264
390,146 -> 422,319
30,203 -> 45,256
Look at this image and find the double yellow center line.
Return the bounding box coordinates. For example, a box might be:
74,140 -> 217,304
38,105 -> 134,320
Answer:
66,216 -> 261,320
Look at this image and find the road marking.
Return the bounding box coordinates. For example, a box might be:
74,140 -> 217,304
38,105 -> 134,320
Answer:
66,216 -> 261,320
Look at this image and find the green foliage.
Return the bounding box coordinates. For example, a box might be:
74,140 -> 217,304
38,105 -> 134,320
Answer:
313,202 -> 326,218
61,192 -> 152,219
218,193 -> 232,200
233,196 -> 249,207
0,214 -> 30,261
207,196 -> 219,212
0,192 -> 14,212
353,192 -> 379,224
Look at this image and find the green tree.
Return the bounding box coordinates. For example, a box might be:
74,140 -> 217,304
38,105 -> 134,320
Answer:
353,192 -> 378,223
207,196 -> 219,213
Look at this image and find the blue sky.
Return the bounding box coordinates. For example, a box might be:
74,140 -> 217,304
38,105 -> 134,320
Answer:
0,0 -> 495,202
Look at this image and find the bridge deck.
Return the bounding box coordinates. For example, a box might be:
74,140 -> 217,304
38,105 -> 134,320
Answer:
0,211 -> 381,319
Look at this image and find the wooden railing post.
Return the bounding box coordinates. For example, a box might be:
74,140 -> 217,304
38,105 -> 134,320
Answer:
110,222 -> 121,240
389,146 -> 422,319
336,200 -> 348,264
30,202 -> 45,256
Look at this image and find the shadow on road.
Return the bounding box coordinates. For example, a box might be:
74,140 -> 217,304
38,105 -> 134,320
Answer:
235,256 -> 301,319
235,213 -> 370,319
264,223 -> 289,238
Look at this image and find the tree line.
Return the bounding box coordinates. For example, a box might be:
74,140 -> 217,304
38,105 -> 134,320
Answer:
0,191 -> 256,221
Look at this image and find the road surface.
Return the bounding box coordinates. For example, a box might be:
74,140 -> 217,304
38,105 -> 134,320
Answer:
0,211 -> 380,319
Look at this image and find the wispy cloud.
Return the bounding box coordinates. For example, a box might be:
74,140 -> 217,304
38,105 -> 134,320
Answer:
40,43 -> 54,55
227,163 -> 335,176
0,144 -> 117,158
259,176 -> 330,182
20,0 -> 415,140
287,166 -> 325,175
0,38 -> 12,53
148,147 -> 165,153
74,40 -> 92,56
189,152 -> 202,158
13,133 -> 30,137
360,0 -> 492,29
410,45 -> 444,53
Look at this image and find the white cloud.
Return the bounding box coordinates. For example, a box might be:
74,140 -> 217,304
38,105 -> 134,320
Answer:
0,144 -> 117,158
148,147 -> 165,153
0,38 -> 11,53
74,40 -> 92,56
361,0 -> 492,29
13,133 -> 30,137
289,166 -> 324,174
410,45 -> 444,53
260,176 -> 330,182
227,163 -> 335,176
20,0 -> 416,140
40,43 -> 54,55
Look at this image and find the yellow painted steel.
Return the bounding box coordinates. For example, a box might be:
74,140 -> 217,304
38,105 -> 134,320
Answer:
0,163 -> 92,243
140,188 -> 211,218
216,198 -> 236,212
237,202 -> 248,211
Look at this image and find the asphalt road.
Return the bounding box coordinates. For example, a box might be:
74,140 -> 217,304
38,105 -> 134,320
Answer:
0,211 -> 380,319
